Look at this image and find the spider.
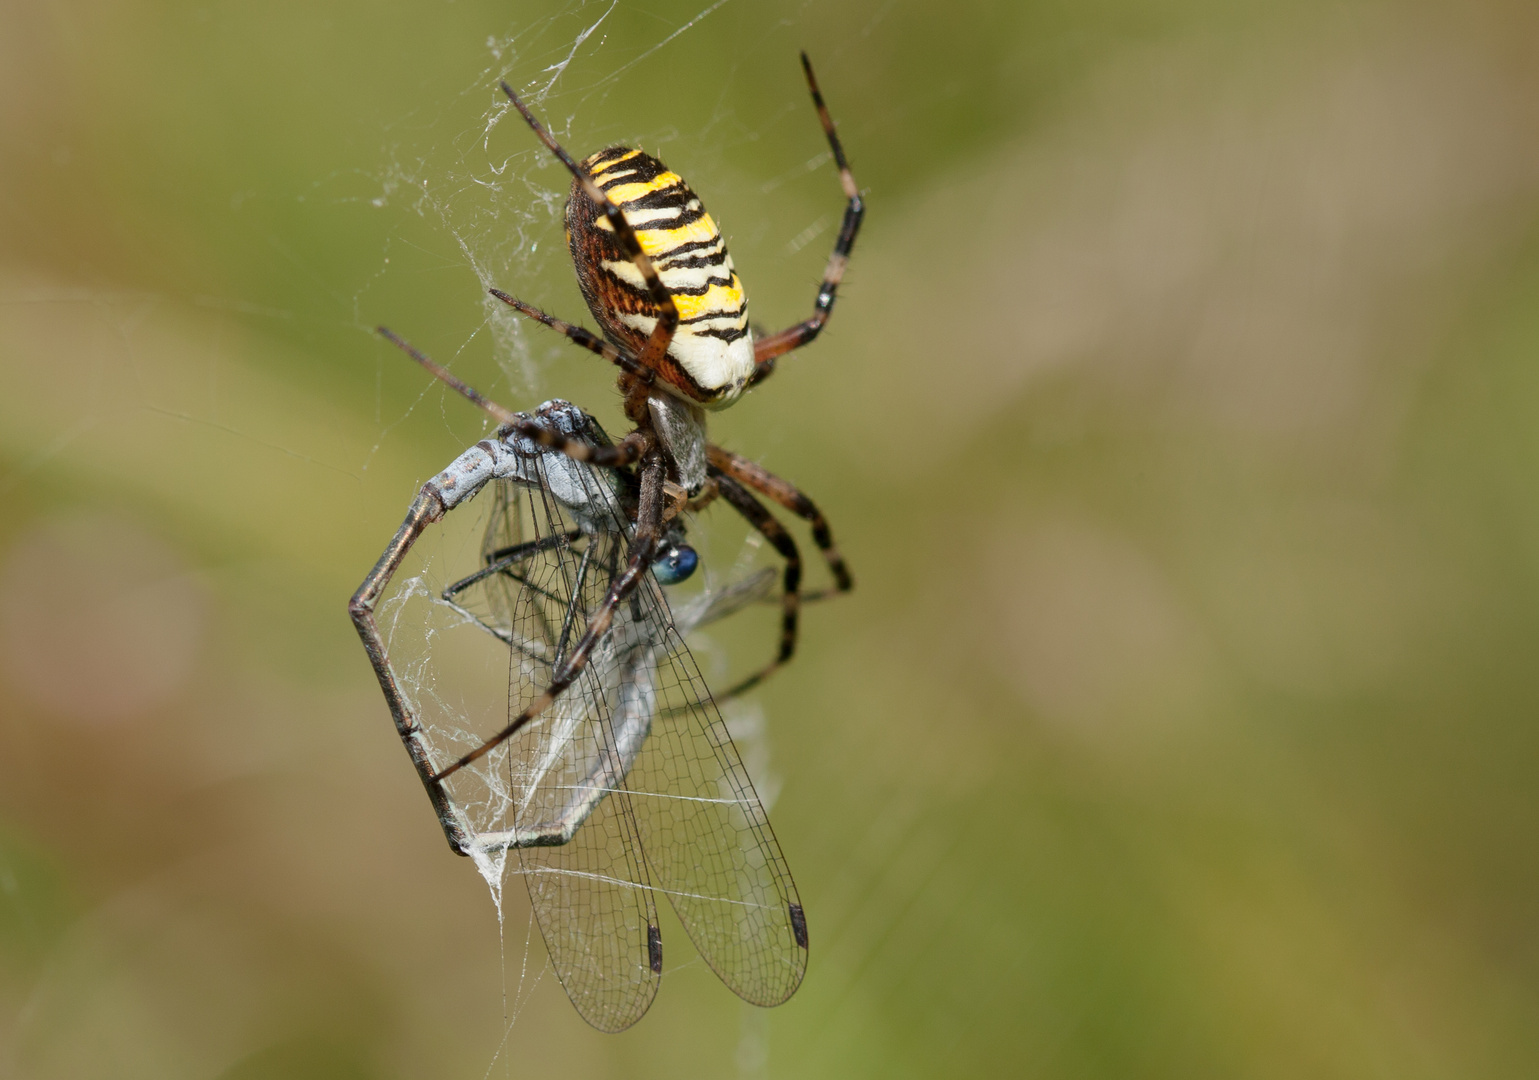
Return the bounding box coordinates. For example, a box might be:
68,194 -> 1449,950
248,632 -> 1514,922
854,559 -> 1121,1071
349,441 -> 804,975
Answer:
348,53 -> 861,1029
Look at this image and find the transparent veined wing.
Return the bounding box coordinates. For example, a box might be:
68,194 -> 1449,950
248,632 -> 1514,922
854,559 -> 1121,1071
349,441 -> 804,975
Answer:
621,583 -> 810,1007
439,403 -> 805,1030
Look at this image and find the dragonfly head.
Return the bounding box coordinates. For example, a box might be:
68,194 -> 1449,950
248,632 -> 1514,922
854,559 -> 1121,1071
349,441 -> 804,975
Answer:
653,541 -> 699,585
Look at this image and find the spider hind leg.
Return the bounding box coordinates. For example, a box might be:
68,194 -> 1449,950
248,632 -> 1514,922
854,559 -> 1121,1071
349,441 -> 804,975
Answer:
750,54 -> 865,381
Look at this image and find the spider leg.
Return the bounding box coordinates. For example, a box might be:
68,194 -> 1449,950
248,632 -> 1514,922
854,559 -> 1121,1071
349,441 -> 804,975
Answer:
711,473 -> 802,700
750,53 -> 865,383
500,83 -> 681,369
515,422 -> 647,468
378,327 -> 648,469
349,487 -> 474,853
489,289 -> 657,388
684,476 -> 721,514
707,444 -> 853,597
430,452 -> 671,782
378,326 -> 519,426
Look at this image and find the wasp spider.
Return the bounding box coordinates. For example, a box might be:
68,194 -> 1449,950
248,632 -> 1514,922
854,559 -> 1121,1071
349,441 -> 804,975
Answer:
354,51 -> 861,785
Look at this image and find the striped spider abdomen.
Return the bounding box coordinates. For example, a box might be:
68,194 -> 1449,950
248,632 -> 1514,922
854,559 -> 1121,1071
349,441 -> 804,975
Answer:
566,147 -> 754,408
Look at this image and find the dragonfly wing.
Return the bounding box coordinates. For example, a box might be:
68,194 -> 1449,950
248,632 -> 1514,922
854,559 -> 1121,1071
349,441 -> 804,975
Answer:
456,449 -> 664,1032
441,403 -> 803,1021
672,565 -> 778,634
624,575 -> 809,1007
504,633 -> 663,1032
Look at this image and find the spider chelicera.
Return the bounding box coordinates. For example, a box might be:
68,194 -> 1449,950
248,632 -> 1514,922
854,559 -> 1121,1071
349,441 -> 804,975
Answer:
348,54 -> 861,1030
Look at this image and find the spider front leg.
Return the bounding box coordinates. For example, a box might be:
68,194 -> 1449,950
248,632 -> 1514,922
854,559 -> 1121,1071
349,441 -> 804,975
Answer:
750,53 -> 865,384
378,326 -> 645,470
711,473 -> 803,700
515,420 -> 647,468
708,445 -> 853,599
430,451 -> 671,781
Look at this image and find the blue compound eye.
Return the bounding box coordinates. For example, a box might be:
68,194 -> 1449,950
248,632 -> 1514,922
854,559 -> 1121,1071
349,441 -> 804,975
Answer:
652,544 -> 699,585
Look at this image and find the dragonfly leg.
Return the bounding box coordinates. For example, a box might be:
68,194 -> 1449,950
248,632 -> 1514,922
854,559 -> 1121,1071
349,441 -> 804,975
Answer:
430,453 -> 670,781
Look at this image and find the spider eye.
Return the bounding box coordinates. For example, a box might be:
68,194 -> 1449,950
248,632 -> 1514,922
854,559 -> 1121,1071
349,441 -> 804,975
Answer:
652,544 -> 699,585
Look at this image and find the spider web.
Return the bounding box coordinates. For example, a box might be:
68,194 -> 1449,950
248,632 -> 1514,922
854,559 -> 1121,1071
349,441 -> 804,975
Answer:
350,0 -> 835,419
352,1 -> 825,1051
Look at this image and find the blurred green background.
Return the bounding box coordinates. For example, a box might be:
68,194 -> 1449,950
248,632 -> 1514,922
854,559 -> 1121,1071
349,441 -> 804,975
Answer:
5,0 -> 1539,1076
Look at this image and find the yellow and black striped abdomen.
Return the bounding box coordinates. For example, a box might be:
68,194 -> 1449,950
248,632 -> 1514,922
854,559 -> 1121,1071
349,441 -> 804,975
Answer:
566,147 -> 754,407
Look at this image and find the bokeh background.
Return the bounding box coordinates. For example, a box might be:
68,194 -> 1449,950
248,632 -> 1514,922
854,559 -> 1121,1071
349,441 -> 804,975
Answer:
5,0 -> 1539,1076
